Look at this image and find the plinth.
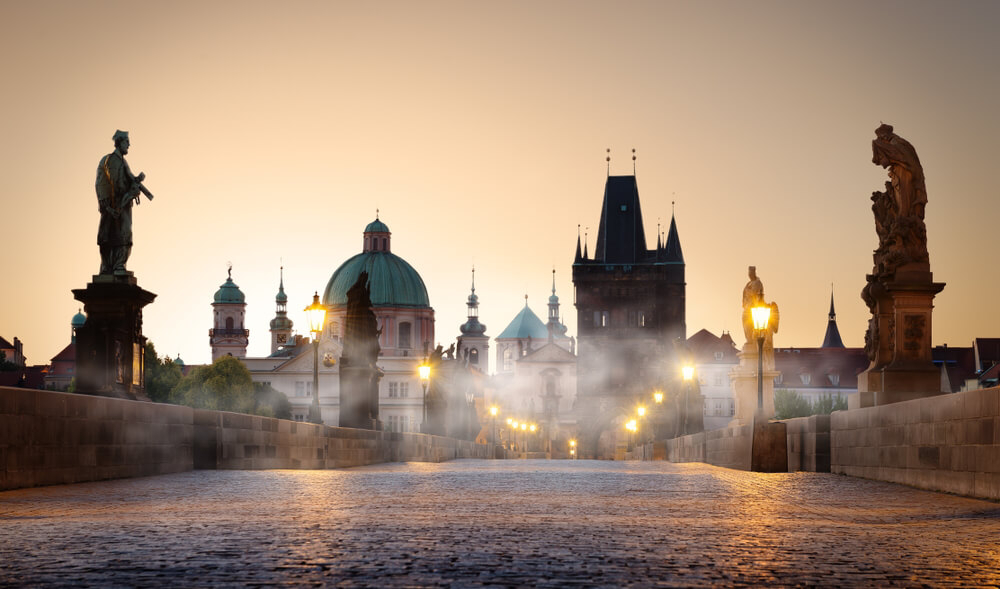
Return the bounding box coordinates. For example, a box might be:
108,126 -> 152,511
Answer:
857,266 -> 945,407
730,344 -> 778,425
72,273 -> 156,400
338,360 -> 381,430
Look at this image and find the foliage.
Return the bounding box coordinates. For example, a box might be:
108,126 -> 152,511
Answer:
775,388 -> 848,419
0,350 -> 18,372
774,388 -> 813,419
170,355 -> 256,414
144,341 -> 183,403
254,382 -> 292,419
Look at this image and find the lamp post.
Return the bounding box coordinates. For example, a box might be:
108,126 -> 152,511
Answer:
506,418 -> 513,450
751,305 -> 772,413
681,365 -> 694,436
511,420 -> 519,451
569,438 -> 577,459
490,406 -> 499,455
529,423 -> 536,453
520,422 -> 527,453
304,292 -> 327,425
418,359 -> 431,433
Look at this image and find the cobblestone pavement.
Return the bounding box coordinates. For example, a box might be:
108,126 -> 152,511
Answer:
1,460 -> 999,588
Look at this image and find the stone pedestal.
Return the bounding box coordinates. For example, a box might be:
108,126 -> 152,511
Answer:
72,274 -> 156,400
731,345 -> 778,425
858,267 -> 945,407
338,361 -> 381,430
750,416 -> 788,473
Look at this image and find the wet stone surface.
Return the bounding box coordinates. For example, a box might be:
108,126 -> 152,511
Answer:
1,460 -> 999,587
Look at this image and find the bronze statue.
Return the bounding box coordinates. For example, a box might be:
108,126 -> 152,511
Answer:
95,130 -> 153,275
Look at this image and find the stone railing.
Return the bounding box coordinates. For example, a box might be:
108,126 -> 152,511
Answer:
1,386 -> 488,491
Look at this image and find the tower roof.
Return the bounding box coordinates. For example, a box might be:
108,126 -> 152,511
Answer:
71,309 -> 86,328
214,270 -> 246,304
663,213 -> 684,263
497,303 -> 549,340
821,289 -> 845,348
594,176 -> 647,264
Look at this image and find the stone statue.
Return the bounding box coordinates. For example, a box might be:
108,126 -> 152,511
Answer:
342,271 -> 380,368
741,266 -> 779,344
868,124 -> 929,279
95,130 -> 153,275
339,271 -> 382,429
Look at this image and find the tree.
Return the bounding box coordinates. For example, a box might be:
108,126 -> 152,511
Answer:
0,351 -> 18,372
774,388 -> 813,420
812,393 -> 848,415
144,341 -> 183,403
170,355 -> 256,414
254,382 -> 292,419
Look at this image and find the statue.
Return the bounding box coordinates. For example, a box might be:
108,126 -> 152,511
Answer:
868,124 -> 929,279
740,266 -> 779,344
95,130 -> 153,275
339,271 -> 382,429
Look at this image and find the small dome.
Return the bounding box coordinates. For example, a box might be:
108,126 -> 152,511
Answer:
71,309 -> 87,327
364,218 -> 390,233
275,285 -> 288,304
214,277 -> 246,304
173,355 -> 185,367
270,316 -> 293,330
549,293 -> 559,304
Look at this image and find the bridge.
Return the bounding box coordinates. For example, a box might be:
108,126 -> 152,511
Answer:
2,386 -> 1000,585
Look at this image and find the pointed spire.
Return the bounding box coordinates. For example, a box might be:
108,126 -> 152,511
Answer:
663,209 -> 684,263
632,148 -> 636,175
575,224 -> 583,263
606,148 -> 611,176
583,227 -> 589,260
551,268 -> 557,296
821,284 -> 845,348
656,219 -> 662,250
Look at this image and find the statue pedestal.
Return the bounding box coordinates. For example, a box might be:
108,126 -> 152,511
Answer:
730,345 -> 778,425
72,274 -> 156,400
857,270 -> 945,407
338,362 -> 381,430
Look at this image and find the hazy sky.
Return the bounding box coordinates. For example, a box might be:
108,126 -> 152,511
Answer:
2,1 -> 998,370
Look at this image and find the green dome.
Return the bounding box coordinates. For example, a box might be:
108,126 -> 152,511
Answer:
323,252 -> 429,308
365,219 -> 390,233
71,309 -> 87,327
214,277 -> 246,304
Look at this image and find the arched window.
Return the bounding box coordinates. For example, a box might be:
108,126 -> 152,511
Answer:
502,348 -> 513,371
469,348 -> 479,365
382,237 -> 387,250
225,317 -> 234,330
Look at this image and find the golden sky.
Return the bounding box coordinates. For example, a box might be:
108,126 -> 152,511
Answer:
2,0 -> 998,368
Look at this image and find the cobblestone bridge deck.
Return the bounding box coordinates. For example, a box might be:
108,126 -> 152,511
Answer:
2,460 -> 999,587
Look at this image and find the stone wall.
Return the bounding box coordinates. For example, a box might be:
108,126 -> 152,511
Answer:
1,387 -> 193,491
631,423 -> 752,470
831,386 -> 1000,500
785,414 -> 831,472
1,387 -> 489,491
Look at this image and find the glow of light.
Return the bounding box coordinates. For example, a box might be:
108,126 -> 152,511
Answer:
653,391 -> 664,404
637,406 -> 646,417
682,365 -> 695,382
752,305 -> 772,331
490,406 -> 498,416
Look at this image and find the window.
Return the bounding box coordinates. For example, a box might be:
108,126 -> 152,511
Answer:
400,382 -> 409,398
620,204 -> 627,212
502,348 -> 513,371
828,374 -> 840,386
398,322 -> 412,349
800,374 -> 812,385
470,348 -> 479,365
729,400 -> 735,416
714,373 -> 724,387
295,381 -> 312,397
714,352 -> 724,360
225,317 -> 234,330
601,311 -> 609,327
638,312 -> 645,327
389,382 -> 399,398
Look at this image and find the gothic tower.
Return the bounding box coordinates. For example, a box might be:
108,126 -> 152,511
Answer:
209,266 -> 249,360
821,286 -> 845,348
572,172 -> 686,453
269,267 -> 294,354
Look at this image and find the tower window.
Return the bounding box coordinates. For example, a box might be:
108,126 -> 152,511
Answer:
382,237 -> 387,250
470,348 -> 479,365
225,317 -> 234,330
620,204 -> 627,212
502,348 -> 513,371
398,322 -> 412,349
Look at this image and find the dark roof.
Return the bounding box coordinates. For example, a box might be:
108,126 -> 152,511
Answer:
821,291 -> 845,348
773,348 -> 869,390
933,345 -> 977,392
974,338 -> 1000,371
687,329 -> 739,364
50,343 -> 75,362
0,365 -> 46,389
0,336 -> 13,349
663,214 -> 683,263
593,176 -> 647,264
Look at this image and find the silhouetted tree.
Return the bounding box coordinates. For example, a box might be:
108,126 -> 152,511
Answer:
170,356 -> 255,413
144,341 -> 182,403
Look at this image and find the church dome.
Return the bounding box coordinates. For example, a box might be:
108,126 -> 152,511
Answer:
364,218 -> 390,233
214,276 -> 246,304
71,309 -> 86,328
324,252 -> 430,308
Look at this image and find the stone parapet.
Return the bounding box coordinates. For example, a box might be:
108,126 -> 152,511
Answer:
1,386 -> 193,490
1,386 -> 489,491
831,386 -> 1000,500
784,414 -> 831,472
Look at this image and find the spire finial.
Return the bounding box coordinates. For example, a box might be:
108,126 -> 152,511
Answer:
279,265 -> 284,287
552,267 -> 557,295
227,262 -> 232,280
525,293 -> 529,307
632,148 -> 636,174
606,148 -> 610,175
471,266 -> 476,294
376,207 -> 379,220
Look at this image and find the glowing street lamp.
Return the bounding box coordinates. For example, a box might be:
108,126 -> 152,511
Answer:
304,292 -> 327,424
637,406 -> 646,418
653,391 -> 664,404
751,304 -> 772,412
489,406 -> 499,455
418,359 -> 431,432
569,438 -> 577,459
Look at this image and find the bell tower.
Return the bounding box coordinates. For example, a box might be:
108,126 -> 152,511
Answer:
209,265 -> 249,360
456,268 -> 489,370
269,267 -> 294,354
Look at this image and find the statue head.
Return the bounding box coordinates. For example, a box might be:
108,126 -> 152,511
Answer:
748,266 -> 757,280
113,130 -> 130,153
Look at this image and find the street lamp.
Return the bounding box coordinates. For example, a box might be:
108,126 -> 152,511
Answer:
304,292 -> 327,425
520,422 -> 527,453
569,438 -> 577,459
418,359 -> 431,432
529,423 -> 536,452
511,420 -> 519,451
490,406 -> 499,454
653,391 -> 664,404
682,364 -> 694,436
625,419 -> 637,451
751,304 -> 772,412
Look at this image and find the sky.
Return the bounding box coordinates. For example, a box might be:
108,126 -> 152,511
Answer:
2,1 -> 998,371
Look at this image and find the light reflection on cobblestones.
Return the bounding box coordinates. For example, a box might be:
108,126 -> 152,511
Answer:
1,460 -> 999,587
